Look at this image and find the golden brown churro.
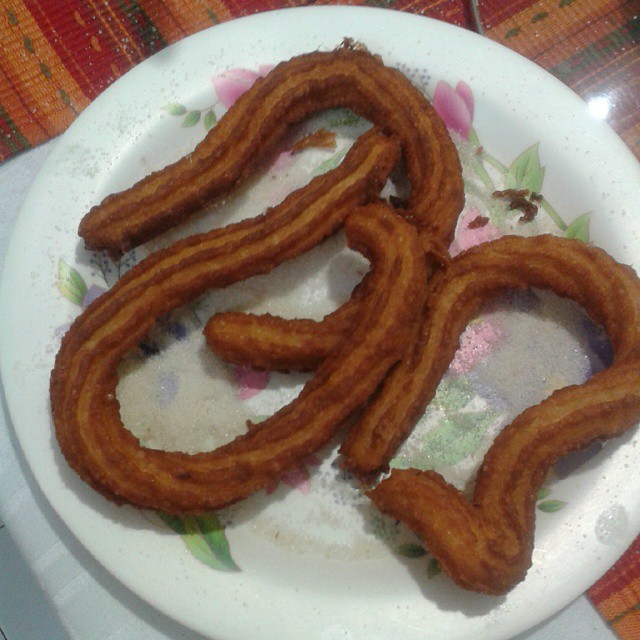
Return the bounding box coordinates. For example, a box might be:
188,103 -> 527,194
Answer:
51,198 -> 426,513
78,44 -> 463,257
196,45 -> 463,372
366,234 -> 640,594
203,234 -> 449,371
204,308 -> 357,372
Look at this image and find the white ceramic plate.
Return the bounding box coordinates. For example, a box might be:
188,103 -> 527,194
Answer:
2,7 -> 640,640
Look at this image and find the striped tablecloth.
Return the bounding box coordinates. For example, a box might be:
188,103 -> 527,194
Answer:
1,1 -> 639,637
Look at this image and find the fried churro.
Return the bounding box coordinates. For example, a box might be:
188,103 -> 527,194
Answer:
52,171 -> 428,512
366,234 -> 640,594
79,44 -> 463,257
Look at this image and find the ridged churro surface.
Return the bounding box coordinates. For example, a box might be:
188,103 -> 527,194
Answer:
52,199 -> 426,513
79,44 -> 463,256
367,235 -> 640,594
51,125 -> 404,512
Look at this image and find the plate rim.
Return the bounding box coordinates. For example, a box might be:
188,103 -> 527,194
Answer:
1,6 -> 639,640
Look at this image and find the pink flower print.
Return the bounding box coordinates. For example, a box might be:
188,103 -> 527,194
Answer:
233,365 -> 269,400
450,318 -> 505,375
433,80 -> 474,140
450,207 -> 502,257
211,65 -> 274,109
266,455 -> 321,496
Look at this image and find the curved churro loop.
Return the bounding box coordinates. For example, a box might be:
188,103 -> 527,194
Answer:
79,44 -> 463,256
51,129 -> 399,507
365,234 -> 640,594
203,235 -> 449,371
52,197 -> 426,513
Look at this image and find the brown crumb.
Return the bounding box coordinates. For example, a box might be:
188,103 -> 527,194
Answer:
340,37 -> 369,53
290,128 -> 337,153
492,188 -> 539,222
468,214 -> 490,229
421,238 -> 450,271
516,200 -> 538,222
493,188 -> 530,199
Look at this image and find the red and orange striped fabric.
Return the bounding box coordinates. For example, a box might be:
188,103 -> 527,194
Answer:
0,0 -> 470,160
590,535 -> 640,638
2,1 -> 636,162
1,1 -> 639,637
481,0 -> 640,160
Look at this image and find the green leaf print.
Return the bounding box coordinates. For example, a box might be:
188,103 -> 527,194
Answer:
159,513 -> 239,571
432,378 -> 476,413
327,109 -> 362,127
203,109 -> 217,131
537,499 -> 567,513
505,143 -> 545,193
182,110 -> 201,127
57,258 -> 87,305
535,485 -> 567,513
159,513 -> 186,533
536,487 -> 552,501
397,542 -> 427,558
161,102 -> 187,116
420,410 -> 497,467
564,212 -> 590,243
312,149 -> 348,177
